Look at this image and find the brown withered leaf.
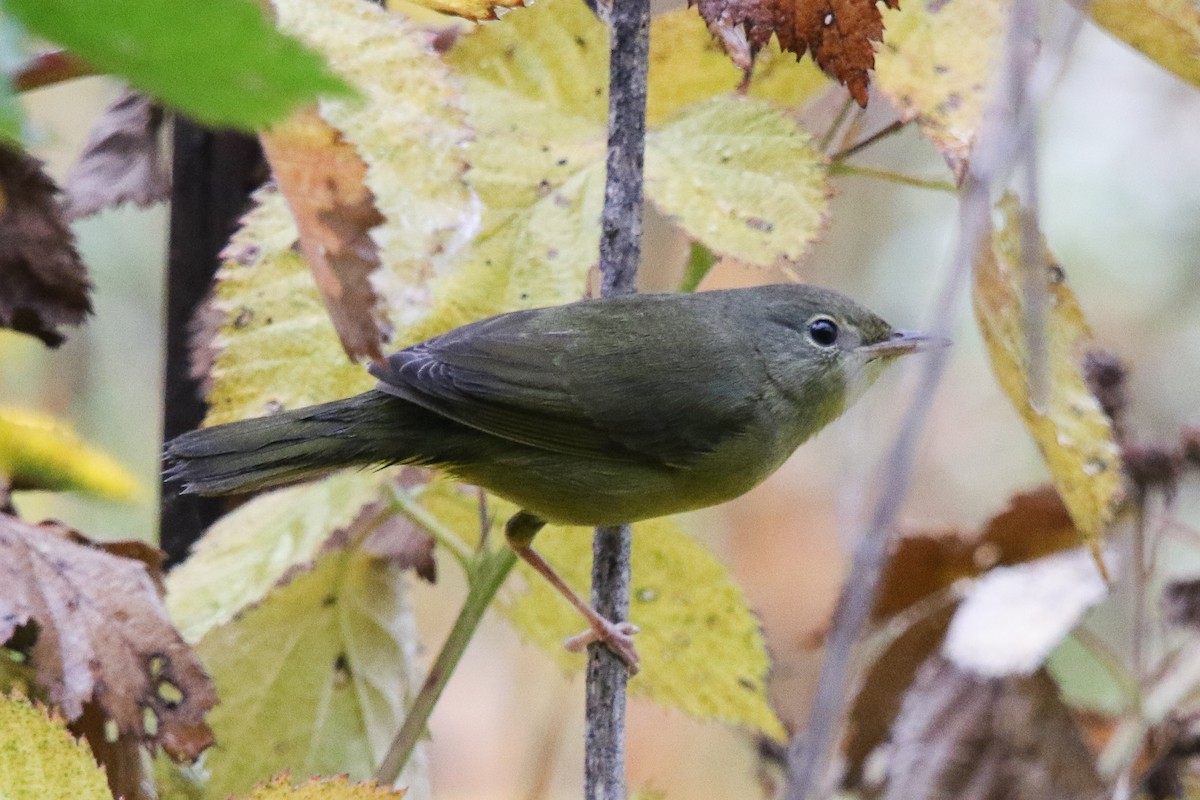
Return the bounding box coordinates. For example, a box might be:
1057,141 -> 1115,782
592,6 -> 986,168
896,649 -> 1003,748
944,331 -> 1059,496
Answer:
64,89 -> 170,221
260,107 -> 387,362
874,486 -> 1081,621
1163,578 -> 1200,629
362,515 -> 437,584
692,0 -> 899,106
320,481 -> 438,584
845,488 -> 1088,790
881,656 -> 1105,800
71,702 -> 155,800
845,605 -> 957,790
0,514 -> 216,760
0,147 -> 91,347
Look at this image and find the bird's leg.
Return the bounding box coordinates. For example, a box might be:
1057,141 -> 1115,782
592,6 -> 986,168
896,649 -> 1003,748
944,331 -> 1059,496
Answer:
505,511 -> 640,673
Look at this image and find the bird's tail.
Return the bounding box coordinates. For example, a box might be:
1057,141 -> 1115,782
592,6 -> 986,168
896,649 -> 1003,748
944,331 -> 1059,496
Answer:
164,390 -> 410,495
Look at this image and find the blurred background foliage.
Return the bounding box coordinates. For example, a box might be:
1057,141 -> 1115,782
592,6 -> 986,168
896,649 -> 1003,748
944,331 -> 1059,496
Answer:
4,12 -> 1200,796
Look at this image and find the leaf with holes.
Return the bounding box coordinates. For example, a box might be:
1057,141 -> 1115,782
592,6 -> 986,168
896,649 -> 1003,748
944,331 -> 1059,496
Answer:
692,0 -> 899,106
194,547 -> 424,799
0,515 -> 215,760
972,194 -> 1125,568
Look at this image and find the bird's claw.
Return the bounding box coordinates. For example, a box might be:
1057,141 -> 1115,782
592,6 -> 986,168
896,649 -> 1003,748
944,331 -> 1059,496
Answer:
564,620 -> 641,674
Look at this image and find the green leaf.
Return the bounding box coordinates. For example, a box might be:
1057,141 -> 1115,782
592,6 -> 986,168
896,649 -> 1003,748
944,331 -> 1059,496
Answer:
1086,0 -> 1200,89
0,80 -> 20,144
195,547 -> 423,800
646,95 -> 828,267
679,242 -> 717,293
166,469 -> 399,642
416,480 -> 786,739
0,693 -> 112,800
0,0 -> 349,130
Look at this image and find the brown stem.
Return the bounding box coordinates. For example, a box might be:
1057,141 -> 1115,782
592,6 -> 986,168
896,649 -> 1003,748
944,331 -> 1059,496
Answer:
13,51 -> 99,92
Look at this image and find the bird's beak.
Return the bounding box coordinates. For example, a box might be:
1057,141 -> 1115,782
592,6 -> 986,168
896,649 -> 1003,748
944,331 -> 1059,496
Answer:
858,329 -> 950,360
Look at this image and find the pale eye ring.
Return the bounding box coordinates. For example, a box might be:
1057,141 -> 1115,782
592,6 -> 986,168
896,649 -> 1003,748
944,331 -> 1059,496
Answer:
806,316 -> 839,347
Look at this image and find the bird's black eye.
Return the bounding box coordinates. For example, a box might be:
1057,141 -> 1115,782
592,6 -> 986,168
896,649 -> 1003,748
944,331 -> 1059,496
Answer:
806,317 -> 839,347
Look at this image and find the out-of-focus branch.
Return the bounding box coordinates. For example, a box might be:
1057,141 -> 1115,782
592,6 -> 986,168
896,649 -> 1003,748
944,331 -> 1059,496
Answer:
781,1 -> 1070,796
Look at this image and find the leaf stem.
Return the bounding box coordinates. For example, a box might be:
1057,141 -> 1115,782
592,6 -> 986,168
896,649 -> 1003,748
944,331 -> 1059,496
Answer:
829,119 -> 907,162
13,50 -> 98,92
827,163 -> 956,193
374,543 -> 518,784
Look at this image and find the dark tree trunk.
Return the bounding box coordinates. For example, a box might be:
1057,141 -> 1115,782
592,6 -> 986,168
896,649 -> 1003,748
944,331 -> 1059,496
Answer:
160,119 -> 265,566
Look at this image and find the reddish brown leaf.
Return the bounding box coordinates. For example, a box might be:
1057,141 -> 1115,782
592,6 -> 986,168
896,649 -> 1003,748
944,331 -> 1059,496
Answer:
692,0 -> 899,106
844,605 -> 956,790
260,108 -> 387,362
0,515 -> 216,760
874,486 -> 1081,621
0,146 -> 91,347
64,89 -> 170,221
880,657 -> 1104,800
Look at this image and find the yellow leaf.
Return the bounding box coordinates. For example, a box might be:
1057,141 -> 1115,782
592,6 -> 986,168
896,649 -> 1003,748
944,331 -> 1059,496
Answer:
0,406 -> 141,501
416,480 -> 786,739
972,194 -> 1125,567
647,8 -> 828,127
166,469 -> 400,642
1087,0 -> 1200,88
0,693 -> 112,800
202,188 -> 375,426
874,0 -> 1013,176
204,0 -> 830,418
240,775 -> 405,799
272,0 -> 473,287
393,0 -> 523,21
646,95 -> 828,267
196,548 -> 423,799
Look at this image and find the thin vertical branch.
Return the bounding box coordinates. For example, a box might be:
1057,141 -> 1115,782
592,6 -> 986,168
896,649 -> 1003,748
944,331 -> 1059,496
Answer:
586,0 -> 648,795
782,1 -> 1053,796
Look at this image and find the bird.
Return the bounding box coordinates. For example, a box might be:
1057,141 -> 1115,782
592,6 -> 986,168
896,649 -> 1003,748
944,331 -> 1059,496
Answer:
165,283 -> 942,672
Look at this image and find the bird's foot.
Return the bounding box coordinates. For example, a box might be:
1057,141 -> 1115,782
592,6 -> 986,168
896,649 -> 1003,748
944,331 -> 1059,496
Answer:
564,620 -> 641,674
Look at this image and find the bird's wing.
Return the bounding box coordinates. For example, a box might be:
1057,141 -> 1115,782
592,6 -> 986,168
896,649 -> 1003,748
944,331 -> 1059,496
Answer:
369,297 -> 767,467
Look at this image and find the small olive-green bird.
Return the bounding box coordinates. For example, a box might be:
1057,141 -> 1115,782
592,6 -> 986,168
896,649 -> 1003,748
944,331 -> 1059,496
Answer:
166,284 -> 940,671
